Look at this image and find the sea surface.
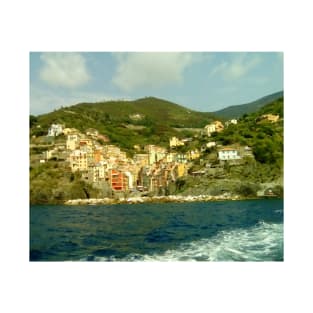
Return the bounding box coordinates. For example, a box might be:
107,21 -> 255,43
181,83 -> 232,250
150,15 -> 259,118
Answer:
30,199 -> 283,261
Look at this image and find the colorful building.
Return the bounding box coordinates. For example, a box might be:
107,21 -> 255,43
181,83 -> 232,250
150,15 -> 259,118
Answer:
69,150 -> 88,172
109,169 -> 128,191
66,134 -> 79,150
144,145 -> 167,165
169,136 -> 184,148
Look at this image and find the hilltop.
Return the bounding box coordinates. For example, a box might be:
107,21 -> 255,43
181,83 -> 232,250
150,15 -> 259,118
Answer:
30,97 -> 217,154
212,91 -> 283,119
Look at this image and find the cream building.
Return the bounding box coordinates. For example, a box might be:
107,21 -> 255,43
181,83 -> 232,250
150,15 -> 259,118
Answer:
169,136 -> 184,147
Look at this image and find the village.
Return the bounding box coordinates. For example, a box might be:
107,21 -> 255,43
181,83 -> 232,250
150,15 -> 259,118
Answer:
30,113 -> 280,202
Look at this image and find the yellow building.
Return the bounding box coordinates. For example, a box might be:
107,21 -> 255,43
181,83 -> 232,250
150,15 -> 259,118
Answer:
260,114 -> 279,123
69,150 -> 88,172
169,136 -> 184,148
204,120 -> 224,136
176,163 -> 186,177
66,134 -> 79,150
134,154 -> 149,167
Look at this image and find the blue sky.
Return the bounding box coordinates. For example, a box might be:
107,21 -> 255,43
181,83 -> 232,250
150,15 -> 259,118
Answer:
30,52 -> 283,115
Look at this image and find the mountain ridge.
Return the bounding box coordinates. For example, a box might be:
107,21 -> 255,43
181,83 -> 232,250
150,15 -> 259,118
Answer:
30,91 -> 283,153
212,91 -> 283,119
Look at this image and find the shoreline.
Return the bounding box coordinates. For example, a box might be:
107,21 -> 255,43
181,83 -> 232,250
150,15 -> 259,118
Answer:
63,194 -> 281,206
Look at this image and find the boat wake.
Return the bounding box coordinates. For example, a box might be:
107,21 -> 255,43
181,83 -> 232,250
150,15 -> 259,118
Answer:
80,221 -> 283,262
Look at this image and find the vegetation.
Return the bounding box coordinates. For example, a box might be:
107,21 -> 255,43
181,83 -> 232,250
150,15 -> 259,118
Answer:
30,97 -> 217,154
29,94 -> 284,204
213,91 -> 283,119
29,161 -> 106,204
211,97 -> 283,172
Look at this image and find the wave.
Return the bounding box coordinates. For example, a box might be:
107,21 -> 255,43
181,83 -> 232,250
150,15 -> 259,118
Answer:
80,221 -> 283,262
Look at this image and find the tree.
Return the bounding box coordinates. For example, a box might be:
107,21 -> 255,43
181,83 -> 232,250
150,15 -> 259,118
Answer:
30,115 -> 38,128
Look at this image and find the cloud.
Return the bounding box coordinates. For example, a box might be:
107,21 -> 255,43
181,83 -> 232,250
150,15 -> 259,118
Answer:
210,53 -> 261,80
112,52 -> 195,91
30,85 -> 131,115
39,52 -> 90,88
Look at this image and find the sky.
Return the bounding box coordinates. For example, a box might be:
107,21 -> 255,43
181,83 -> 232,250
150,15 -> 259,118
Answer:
29,51 -> 283,115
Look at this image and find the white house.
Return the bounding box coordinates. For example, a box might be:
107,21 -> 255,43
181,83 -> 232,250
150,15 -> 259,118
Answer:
206,141 -> 216,148
225,119 -> 238,127
204,124 -> 216,136
47,124 -> 63,137
218,147 -> 241,161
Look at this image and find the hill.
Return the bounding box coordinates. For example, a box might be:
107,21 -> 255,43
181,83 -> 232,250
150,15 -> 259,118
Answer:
30,96 -> 283,204
213,91 -> 283,119
30,97 -> 217,153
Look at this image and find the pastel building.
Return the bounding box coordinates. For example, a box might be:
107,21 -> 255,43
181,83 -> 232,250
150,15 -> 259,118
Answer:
218,147 -> 241,161
133,154 -> 149,167
47,124 -> 63,137
109,169 -> 128,191
69,150 -> 88,172
169,137 -> 184,148
88,163 -> 107,182
225,119 -> 238,127
144,145 -> 167,165
66,134 -> 79,150
206,141 -> 216,148
204,121 -> 224,136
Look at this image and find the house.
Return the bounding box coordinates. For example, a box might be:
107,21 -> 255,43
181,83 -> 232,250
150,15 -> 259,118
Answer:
69,150 -> 88,172
225,119 -> 238,127
85,128 -> 99,138
169,136 -> 184,148
63,128 -> 78,135
133,154 -> 149,167
165,152 -> 177,163
240,146 -> 254,158
144,145 -> 167,165
79,138 -> 93,147
186,149 -> 200,160
66,134 -> 79,150
206,141 -> 216,148
204,123 -> 216,136
87,163 -> 106,183
109,169 -> 128,191
257,114 -> 279,123
204,120 -> 224,136
93,149 -> 103,163
176,163 -> 187,177
47,124 -> 63,137
102,145 -> 127,161
176,153 -> 188,164
218,147 -> 241,161
213,120 -> 224,132
129,113 -> 144,121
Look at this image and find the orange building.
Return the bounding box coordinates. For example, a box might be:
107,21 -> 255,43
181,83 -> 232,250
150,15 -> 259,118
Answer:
93,149 -> 103,163
109,169 -> 128,191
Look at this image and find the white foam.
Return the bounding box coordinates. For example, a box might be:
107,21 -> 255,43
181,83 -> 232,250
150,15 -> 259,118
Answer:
87,221 -> 283,261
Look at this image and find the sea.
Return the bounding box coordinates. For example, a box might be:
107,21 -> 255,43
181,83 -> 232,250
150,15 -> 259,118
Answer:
30,199 -> 283,261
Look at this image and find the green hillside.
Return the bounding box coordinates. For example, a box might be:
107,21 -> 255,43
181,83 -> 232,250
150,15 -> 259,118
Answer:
213,91 -> 283,119
212,97 -> 283,167
30,95 -> 284,204
30,97 -> 217,153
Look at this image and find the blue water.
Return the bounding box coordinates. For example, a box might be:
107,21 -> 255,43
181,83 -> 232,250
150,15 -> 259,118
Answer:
30,199 -> 283,261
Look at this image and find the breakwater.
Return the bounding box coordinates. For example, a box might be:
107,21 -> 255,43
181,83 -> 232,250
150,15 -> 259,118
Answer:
64,194 -> 246,205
